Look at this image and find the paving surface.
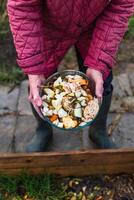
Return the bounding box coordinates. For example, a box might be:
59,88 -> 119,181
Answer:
0,64 -> 134,153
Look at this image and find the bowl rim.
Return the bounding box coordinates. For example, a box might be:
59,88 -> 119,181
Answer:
39,70 -> 102,131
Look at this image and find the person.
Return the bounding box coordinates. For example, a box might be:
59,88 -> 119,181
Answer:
7,0 -> 134,152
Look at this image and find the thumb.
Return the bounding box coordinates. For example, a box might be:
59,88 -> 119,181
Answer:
95,79 -> 104,99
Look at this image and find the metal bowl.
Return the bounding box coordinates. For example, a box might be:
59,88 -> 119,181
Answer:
38,70 -> 101,131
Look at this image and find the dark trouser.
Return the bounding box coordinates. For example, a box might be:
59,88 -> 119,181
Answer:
75,47 -> 116,148
75,47 -> 113,96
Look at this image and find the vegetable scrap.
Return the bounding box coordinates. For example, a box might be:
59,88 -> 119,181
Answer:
41,74 -> 99,129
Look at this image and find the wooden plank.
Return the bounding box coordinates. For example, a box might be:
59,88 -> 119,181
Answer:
0,163 -> 134,176
0,149 -> 134,176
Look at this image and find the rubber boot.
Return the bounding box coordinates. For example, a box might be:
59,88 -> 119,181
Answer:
89,88 -> 116,149
26,104 -> 53,152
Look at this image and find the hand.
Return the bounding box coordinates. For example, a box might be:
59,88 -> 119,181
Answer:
86,68 -> 104,99
28,74 -> 45,107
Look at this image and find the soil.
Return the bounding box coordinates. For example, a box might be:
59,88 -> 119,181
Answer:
62,174 -> 134,200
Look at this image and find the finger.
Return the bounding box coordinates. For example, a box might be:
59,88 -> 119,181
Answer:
30,93 -> 42,107
28,89 -> 32,102
34,97 -> 42,107
32,87 -> 42,107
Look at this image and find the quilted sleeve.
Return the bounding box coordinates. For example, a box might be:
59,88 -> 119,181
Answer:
84,0 -> 134,80
7,0 -> 48,76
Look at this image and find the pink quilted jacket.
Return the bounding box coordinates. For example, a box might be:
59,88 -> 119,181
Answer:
7,0 -> 134,80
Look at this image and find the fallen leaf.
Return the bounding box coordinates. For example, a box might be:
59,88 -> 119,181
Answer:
96,196 -> 103,200
82,194 -> 87,200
